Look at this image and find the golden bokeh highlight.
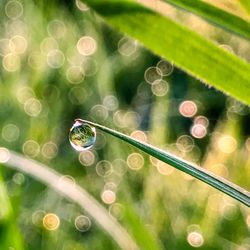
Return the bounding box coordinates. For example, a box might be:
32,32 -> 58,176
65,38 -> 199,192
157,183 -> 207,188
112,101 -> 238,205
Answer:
43,213 -> 60,231
127,153 -> 144,171
24,98 -> 42,117
10,35 -> 27,54
130,130 -> 147,142
217,135 -> 237,154
22,140 -> 40,157
2,53 -> 20,72
41,142 -> 58,159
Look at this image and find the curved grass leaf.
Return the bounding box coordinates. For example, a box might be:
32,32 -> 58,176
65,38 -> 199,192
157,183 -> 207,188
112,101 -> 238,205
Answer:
78,119 -> 250,207
163,0 -> 250,40
239,0 -> 250,15
4,150 -> 139,250
82,0 -> 250,105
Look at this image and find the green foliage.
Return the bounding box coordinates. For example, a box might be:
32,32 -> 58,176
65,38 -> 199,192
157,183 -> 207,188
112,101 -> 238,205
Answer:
0,0 -> 250,249
122,204 -> 161,250
0,173 -> 24,250
80,120 -> 250,207
239,0 -> 250,15
83,0 -> 250,105
163,0 -> 250,40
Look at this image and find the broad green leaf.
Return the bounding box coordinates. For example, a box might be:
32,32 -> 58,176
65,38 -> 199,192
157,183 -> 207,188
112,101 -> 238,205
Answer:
239,0 -> 250,15
163,0 -> 250,40
79,119 -> 250,207
82,0 -> 250,105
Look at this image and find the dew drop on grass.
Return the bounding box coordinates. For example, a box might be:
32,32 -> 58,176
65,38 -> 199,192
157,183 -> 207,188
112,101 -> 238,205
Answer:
69,120 -> 96,151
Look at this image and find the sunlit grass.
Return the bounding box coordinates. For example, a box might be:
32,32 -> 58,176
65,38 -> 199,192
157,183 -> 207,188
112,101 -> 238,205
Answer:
0,0 -> 249,250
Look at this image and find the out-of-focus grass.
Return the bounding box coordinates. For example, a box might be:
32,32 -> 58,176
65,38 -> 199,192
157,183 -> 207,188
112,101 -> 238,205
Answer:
0,0 -> 249,249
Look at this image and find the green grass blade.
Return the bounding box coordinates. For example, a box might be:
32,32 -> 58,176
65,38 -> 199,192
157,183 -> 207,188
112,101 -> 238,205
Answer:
82,0 -> 250,105
163,0 -> 250,40
78,119 -> 250,207
4,150 -> 139,250
239,0 -> 250,15
0,173 -> 24,250
123,205 -> 161,250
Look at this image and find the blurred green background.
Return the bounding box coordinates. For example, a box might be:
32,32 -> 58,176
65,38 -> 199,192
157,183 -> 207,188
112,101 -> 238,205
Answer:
0,0 -> 249,249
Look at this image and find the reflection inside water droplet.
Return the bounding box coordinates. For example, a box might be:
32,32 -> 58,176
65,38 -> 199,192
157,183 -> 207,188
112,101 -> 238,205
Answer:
69,120 -> 96,151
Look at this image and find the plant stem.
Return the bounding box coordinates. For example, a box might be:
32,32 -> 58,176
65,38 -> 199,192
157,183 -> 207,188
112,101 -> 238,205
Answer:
77,119 -> 250,207
2,149 -> 138,250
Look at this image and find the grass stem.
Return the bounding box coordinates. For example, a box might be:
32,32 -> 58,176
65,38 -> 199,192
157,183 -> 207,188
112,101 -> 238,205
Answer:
78,119 -> 250,207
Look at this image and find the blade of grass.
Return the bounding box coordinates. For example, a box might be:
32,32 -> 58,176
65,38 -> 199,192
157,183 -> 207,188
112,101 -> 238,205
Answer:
82,0 -> 250,105
239,0 -> 250,15
162,0 -> 250,40
0,174 -> 24,250
122,204 -> 162,250
77,119 -> 250,207
1,149 -> 139,250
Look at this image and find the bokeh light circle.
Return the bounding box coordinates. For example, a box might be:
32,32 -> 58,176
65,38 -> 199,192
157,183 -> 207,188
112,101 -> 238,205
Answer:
127,153 -> 144,171
144,66 -> 162,84
179,100 -> 197,118
77,36 -> 97,56
74,215 -> 91,232
5,1 -> 23,20
43,213 -> 60,231
156,60 -> 174,76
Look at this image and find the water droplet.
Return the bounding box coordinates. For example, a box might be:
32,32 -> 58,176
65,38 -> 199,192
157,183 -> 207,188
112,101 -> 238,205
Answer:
69,120 -> 96,151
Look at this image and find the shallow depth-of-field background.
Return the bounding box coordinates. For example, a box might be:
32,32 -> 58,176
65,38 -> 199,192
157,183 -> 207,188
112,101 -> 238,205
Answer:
0,0 -> 250,249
